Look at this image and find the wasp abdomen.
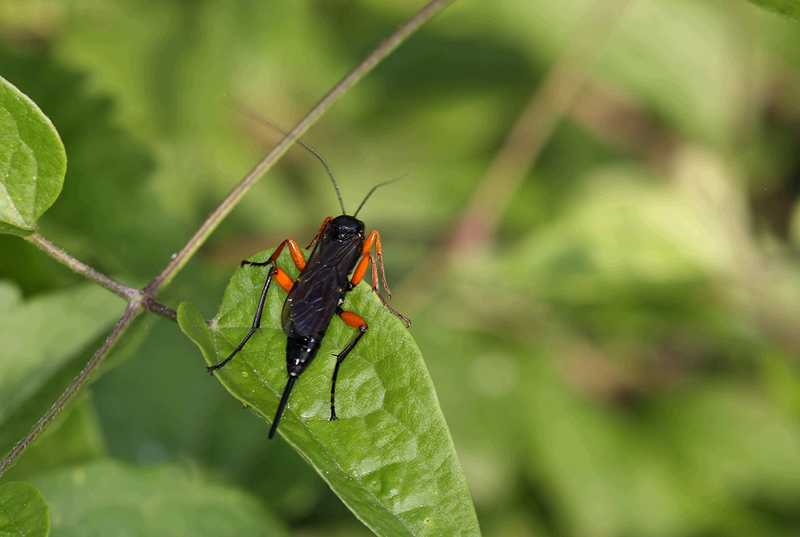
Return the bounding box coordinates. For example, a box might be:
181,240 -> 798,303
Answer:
286,335 -> 322,376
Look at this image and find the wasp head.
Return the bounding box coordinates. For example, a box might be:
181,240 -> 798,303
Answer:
329,215 -> 365,241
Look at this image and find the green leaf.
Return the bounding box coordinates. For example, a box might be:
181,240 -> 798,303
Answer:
0,75 -> 66,235
0,282 -> 123,428
27,459 -> 286,536
746,0 -> 800,21
0,481 -> 50,537
178,249 -> 480,537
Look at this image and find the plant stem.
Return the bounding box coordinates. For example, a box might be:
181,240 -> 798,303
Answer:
25,232 -> 135,299
25,233 -> 177,320
144,0 -> 456,297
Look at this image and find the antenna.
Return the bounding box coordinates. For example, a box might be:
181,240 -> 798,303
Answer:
227,96 -> 347,215
353,173 -> 411,218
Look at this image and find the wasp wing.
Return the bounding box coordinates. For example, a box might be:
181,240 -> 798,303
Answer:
284,267 -> 342,337
283,243 -> 360,338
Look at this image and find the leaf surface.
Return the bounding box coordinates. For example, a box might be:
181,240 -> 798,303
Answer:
0,481 -> 49,537
178,249 -> 480,537
27,459 -> 286,537
0,75 -> 66,235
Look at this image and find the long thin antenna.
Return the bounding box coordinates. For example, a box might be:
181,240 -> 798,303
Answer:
227,97 -> 347,215
353,173 -> 411,218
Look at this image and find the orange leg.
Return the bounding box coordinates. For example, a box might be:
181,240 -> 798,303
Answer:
339,311 -> 367,329
357,232 -> 410,327
271,267 -> 294,293
362,231 -> 391,298
243,238 -> 306,271
350,252 -> 374,287
330,310 -> 368,420
306,216 -> 333,249
362,230 -> 377,252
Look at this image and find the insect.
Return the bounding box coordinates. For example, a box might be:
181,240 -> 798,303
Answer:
208,104 -> 410,439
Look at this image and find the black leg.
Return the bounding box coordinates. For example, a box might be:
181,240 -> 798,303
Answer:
208,266 -> 277,374
330,311 -> 368,420
241,259 -> 272,267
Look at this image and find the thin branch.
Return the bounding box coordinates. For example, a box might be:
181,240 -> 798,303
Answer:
0,301 -> 144,475
144,0 -> 456,297
141,297 -> 177,321
24,233 -> 177,320
25,233 -> 136,300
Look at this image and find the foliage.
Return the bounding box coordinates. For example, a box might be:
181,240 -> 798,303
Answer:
0,75 -> 65,235
0,481 -> 49,537
3,0 -> 800,536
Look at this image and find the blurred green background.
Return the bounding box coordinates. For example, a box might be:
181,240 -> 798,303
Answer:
3,0 -> 800,535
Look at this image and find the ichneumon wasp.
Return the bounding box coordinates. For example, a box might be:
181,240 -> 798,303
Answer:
208,102 -> 410,439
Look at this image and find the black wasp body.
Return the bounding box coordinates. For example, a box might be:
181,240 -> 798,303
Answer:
207,101 -> 408,438
208,213 -> 409,438
283,215 -> 364,375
